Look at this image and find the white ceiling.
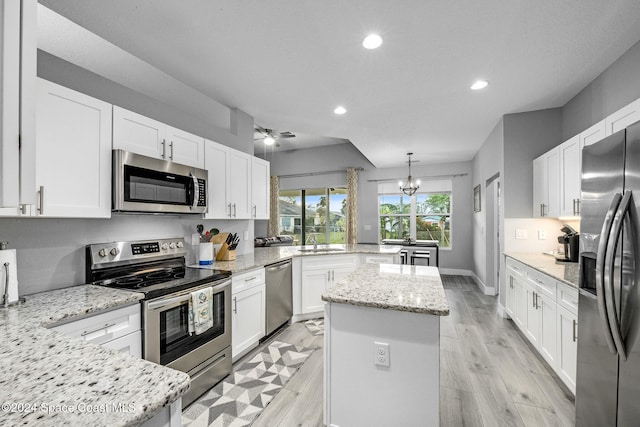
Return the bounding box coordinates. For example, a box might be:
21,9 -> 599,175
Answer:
39,0 -> 640,167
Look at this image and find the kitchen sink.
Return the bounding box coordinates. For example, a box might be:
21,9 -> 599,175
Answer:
297,247 -> 346,253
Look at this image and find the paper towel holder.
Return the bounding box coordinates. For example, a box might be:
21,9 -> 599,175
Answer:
1,261 -> 25,309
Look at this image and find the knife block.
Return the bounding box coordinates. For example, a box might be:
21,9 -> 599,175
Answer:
215,243 -> 236,261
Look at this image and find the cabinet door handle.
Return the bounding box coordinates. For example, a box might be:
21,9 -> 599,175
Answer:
233,296 -> 237,313
572,319 -> 577,342
332,270 -> 335,282
228,203 -> 232,218
233,203 -> 237,217
161,139 -> 166,158
37,186 -> 45,215
536,292 -> 540,310
327,271 -> 331,282
575,199 -> 581,216
80,322 -> 117,337
169,141 -> 174,160
253,205 -> 257,218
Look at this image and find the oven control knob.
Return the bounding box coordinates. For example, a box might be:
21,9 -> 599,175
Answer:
176,241 -> 184,248
169,242 -> 176,249
98,248 -> 107,257
161,243 -> 169,250
110,247 -> 120,256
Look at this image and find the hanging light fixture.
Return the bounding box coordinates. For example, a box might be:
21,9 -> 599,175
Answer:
399,152 -> 420,196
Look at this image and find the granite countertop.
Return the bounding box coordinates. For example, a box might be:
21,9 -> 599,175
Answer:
322,263 -> 449,316
505,252 -> 579,288
0,285 -> 190,426
194,244 -> 403,274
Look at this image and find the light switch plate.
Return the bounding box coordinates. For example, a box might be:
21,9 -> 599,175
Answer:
515,229 -> 528,239
538,230 -> 547,240
364,225 -> 372,231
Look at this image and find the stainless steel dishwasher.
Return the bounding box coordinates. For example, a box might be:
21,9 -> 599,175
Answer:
265,259 -> 293,335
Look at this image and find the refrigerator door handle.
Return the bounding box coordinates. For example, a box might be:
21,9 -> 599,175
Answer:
596,193 -> 623,355
604,191 -> 633,360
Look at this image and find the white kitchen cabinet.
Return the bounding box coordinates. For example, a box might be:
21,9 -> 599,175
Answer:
113,106 -> 205,168
204,140 -> 253,219
50,303 -> 142,358
538,291 -> 557,369
580,120 -> 606,147
559,135 -> 581,217
605,97 -> 640,136
524,284 -> 541,347
533,148 -> 560,218
300,254 -> 359,314
231,268 -> 266,360
251,156 -> 270,219
557,304 -> 578,394
230,150 -> 252,219
35,78 -> 112,218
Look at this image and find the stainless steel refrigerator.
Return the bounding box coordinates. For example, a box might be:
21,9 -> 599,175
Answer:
576,121 -> 640,426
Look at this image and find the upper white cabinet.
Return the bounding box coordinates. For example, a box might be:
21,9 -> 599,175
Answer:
532,147 -> 559,218
605,98 -> 640,136
113,106 -> 205,169
559,135 -> 581,217
579,120 -> 606,148
35,79 -> 112,218
204,140 -> 253,219
251,157 -> 270,220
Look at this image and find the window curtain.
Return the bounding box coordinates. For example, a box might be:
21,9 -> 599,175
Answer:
268,176 -> 280,236
345,168 -> 358,245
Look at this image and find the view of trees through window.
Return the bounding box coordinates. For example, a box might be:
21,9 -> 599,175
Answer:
279,188 -> 347,245
379,193 -> 451,248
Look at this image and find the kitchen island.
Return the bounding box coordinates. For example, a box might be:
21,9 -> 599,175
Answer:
0,285 -> 189,426
322,263 -> 449,427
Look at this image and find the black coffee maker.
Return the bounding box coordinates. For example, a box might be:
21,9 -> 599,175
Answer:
556,224 -> 579,262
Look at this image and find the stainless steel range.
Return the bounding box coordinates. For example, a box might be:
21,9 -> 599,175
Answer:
86,237 -> 232,407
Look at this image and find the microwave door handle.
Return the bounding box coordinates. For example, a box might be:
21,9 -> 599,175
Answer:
605,191 -> 633,360
190,173 -> 199,210
597,193 -> 622,355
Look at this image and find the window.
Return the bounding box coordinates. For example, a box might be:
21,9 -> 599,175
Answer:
378,181 -> 452,248
279,188 -> 347,245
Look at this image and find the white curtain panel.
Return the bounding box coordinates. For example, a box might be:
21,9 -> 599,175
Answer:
345,168 -> 358,245
268,176 -> 280,237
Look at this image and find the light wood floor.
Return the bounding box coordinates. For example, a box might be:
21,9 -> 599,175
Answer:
246,275 -> 576,426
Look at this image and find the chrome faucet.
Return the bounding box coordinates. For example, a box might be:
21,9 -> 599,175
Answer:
307,233 -> 318,250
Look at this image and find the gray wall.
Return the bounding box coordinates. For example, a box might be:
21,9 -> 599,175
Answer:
266,144 -> 474,272
4,52 -> 257,295
503,108 -> 563,218
563,39 -> 640,140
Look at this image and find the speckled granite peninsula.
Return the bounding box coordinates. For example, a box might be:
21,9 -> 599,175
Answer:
0,285 -> 190,426
322,263 -> 450,315
323,263 -> 448,426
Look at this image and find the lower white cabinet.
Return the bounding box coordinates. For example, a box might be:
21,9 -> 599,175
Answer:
505,257 -> 577,393
50,303 -> 141,357
557,305 -> 578,394
231,268 -> 266,360
300,254 -> 359,315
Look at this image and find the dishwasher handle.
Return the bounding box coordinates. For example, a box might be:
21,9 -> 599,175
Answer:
266,260 -> 292,272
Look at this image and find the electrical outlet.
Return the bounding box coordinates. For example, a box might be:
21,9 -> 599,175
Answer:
374,342 -> 390,367
538,230 -> 547,240
364,224 -> 372,231
515,229 -> 528,239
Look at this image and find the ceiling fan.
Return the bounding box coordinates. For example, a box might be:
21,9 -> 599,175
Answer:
254,124 -> 296,146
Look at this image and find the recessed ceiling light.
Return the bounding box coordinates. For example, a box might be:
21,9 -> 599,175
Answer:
470,80 -> 489,90
264,136 -> 275,145
334,106 -> 347,115
362,34 -> 383,50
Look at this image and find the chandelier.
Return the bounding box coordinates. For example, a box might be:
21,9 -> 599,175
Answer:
399,152 -> 420,196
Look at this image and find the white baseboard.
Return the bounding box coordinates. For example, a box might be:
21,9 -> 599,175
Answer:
497,303 -> 510,319
438,268 -> 473,276
471,272 -> 497,296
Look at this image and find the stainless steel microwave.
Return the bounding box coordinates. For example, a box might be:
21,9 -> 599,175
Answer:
113,149 -> 208,214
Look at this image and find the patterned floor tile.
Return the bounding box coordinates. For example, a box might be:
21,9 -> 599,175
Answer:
303,318 -> 324,336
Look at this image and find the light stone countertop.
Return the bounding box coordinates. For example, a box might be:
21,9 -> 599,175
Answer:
505,252 -> 579,288
322,263 -> 450,316
0,285 -> 190,426
193,244 -> 403,274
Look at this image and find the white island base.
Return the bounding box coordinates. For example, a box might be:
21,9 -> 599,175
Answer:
324,302 -> 440,427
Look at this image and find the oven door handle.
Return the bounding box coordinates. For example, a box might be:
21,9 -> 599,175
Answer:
146,280 -> 230,311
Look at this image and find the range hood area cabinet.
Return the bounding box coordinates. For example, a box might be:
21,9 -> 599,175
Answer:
532,96 -> 640,219
204,140 -> 270,220
113,106 -> 205,169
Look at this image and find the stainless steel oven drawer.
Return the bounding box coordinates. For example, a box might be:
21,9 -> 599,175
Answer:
181,346 -> 232,407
